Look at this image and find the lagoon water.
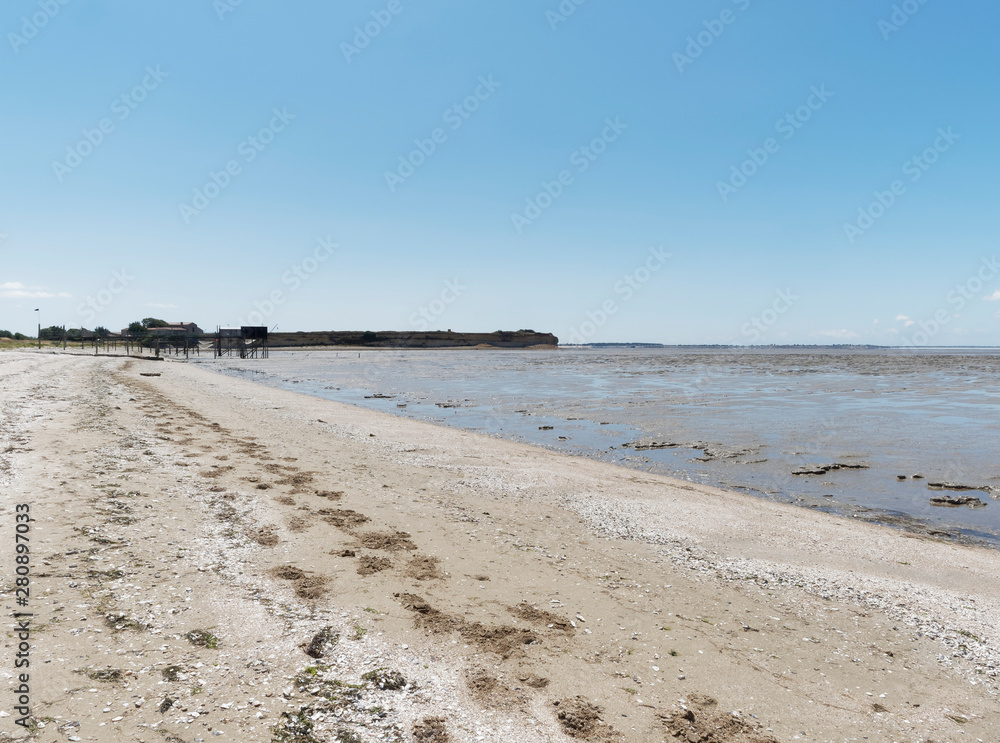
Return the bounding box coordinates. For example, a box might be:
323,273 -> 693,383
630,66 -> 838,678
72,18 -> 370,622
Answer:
194,347 -> 1000,545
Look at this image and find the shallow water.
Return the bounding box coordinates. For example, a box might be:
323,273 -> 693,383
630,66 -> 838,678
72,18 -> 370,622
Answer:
192,347 -> 1000,545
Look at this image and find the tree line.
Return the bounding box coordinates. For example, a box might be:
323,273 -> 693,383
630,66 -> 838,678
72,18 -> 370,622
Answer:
4,318 -> 172,342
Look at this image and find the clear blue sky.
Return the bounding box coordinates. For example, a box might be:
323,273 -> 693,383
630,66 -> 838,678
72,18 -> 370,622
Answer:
2,0 -> 999,345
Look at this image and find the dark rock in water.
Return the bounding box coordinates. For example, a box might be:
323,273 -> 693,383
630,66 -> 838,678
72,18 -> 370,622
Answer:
792,462 -> 869,476
793,466 -> 829,475
911,474 -> 925,480
927,482 -> 991,494
929,495 -> 987,509
896,475 -> 907,481
627,441 -> 680,451
625,439 -> 761,461
693,444 -> 758,461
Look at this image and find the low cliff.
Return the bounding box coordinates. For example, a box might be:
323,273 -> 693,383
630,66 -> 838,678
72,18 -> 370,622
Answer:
268,330 -> 558,349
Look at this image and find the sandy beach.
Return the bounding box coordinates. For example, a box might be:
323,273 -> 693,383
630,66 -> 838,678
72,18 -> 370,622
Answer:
2,351 -> 999,742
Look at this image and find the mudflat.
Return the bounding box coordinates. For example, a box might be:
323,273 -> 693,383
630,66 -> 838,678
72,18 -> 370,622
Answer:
1,351 -> 998,742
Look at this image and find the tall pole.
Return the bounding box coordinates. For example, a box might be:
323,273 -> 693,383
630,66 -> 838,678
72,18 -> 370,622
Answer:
35,309 -> 40,349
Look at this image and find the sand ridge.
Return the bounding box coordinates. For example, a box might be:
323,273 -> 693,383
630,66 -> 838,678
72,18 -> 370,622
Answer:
1,352 -> 998,741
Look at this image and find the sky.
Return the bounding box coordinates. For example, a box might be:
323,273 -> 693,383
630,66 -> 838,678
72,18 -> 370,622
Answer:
2,0 -> 999,345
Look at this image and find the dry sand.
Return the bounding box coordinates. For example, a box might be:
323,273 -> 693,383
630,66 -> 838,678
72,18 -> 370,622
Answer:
1,351 -> 998,742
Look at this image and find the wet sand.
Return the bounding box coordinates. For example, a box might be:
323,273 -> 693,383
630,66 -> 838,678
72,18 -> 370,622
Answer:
2,351 -> 999,742
194,346 -> 1000,545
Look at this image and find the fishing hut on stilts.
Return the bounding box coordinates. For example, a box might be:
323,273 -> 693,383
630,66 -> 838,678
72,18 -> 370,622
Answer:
214,326 -> 269,359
